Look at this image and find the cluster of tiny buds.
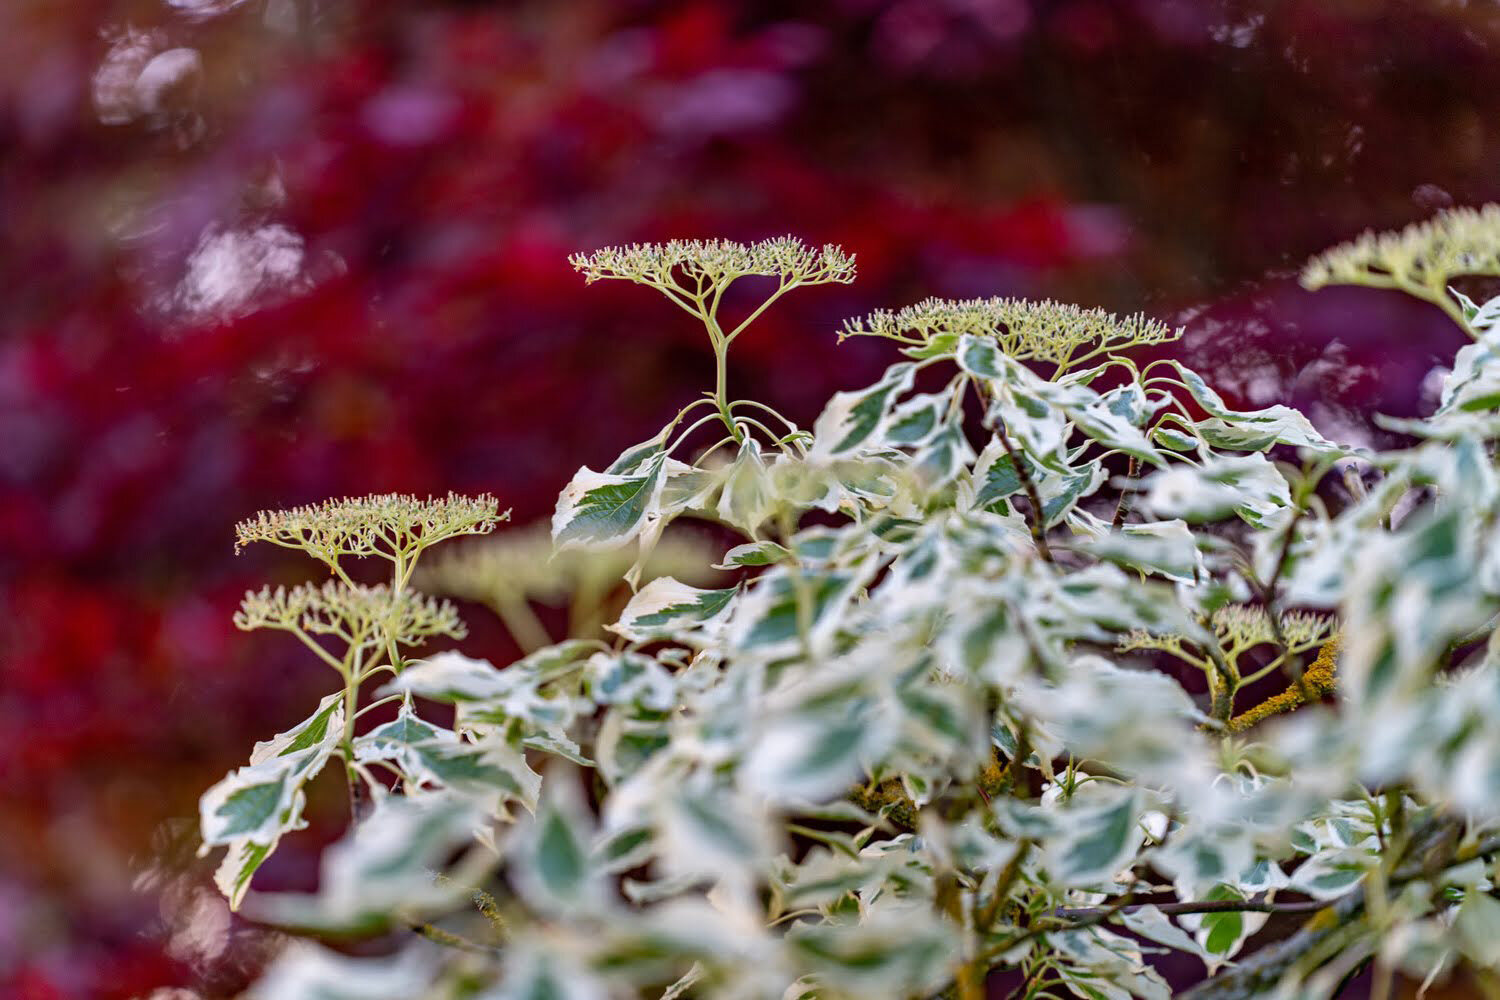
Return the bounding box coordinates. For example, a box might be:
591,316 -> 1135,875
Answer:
1301,203 -> 1500,290
235,580 -> 465,642
235,492 -> 506,557
569,236 -> 856,287
1209,605 -> 1333,649
1120,605 -> 1333,655
841,296 -> 1181,363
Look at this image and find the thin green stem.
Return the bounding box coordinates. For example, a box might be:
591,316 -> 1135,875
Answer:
354,693 -> 405,720
727,398 -> 801,433
711,341 -> 743,443
666,409 -> 726,458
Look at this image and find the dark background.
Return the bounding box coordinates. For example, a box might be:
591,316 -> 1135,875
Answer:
3,1 -> 1498,996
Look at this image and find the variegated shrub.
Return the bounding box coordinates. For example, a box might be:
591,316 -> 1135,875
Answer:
202,219 -> 1500,999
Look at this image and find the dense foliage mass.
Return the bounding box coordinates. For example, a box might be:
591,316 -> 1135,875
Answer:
200,211 -> 1500,998
16,4 -> 1500,994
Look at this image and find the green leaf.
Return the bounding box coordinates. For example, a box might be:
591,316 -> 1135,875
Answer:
810,363 -> 917,457
714,540 -> 790,569
1457,890 -> 1500,967
517,781 -> 601,914
1048,790 -> 1141,886
586,651 -> 677,710
730,569 -> 857,653
552,456 -> 667,552
715,438 -> 777,535
609,577 -> 739,643
1155,360 -> 1356,456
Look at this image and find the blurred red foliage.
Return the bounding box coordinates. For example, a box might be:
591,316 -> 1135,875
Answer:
3,1 -> 1500,995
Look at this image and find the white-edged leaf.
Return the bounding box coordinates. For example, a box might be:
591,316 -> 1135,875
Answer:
609,577 -> 739,644
716,438 -> 777,534
1079,518 -> 1203,583
246,792 -> 481,930
552,456 -> 667,552
201,693 -> 345,908
1046,789 -> 1142,887
810,363 -> 917,458
248,943 -> 436,1000
1144,453 -> 1290,527
514,776 -> 604,915
1287,852 -> 1366,900
714,540 -> 790,569
585,651 -> 677,711
1155,360 -> 1356,456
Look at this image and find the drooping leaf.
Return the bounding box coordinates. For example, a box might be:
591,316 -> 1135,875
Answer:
1155,360 -> 1357,456
201,694 -> 345,908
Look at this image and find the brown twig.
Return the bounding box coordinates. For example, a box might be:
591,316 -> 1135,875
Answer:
995,427 -> 1055,563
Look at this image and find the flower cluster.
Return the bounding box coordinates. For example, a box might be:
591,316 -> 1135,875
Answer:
234,581 -> 465,647
841,296 -> 1181,371
235,493 -> 506,564
1301,204 -> 1500,327
1119,605 -> 1334,673
569,237 -> 856,289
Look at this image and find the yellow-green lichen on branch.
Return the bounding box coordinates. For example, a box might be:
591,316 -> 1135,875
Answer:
1228,636 -> 1341,733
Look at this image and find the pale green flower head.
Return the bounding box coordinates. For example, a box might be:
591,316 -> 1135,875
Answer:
235,492 -> 506,562
1119,604 -> 1333,665
235,580 -> 466,646
841,296 -> 1180,372
569,236 -> 856,288
1302,204 -> 1500,293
